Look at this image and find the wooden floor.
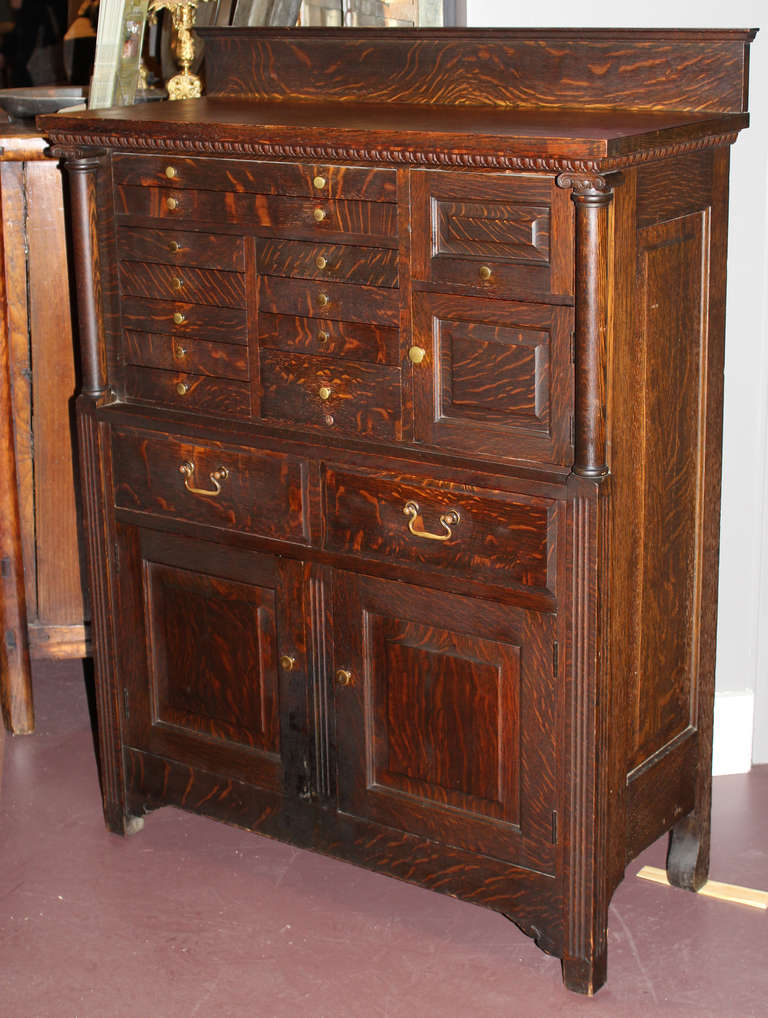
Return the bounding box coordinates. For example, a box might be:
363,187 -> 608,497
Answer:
1,659 -> 766,1017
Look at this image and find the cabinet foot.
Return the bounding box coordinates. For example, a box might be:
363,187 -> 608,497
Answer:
561,950 -> 607,995
666,812 -> 710,891
104,803 -> 145,837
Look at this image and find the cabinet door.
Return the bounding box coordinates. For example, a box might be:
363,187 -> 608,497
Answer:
332,572 -> 559,871
116,524 -> 310,798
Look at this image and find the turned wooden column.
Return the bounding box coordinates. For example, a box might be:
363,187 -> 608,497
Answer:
558,172 -> 617,478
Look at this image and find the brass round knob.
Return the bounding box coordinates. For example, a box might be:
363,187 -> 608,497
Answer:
176,381 -> 190,396
317,292 -> 330,307
172,276 -> 184,290
313,175 -> 327,190
336,669 -> 354,687
408,346 -> 426,365
173,311 -> 186,325
168,240 -> 181,253
165,166 -> 177,179
315,255 -> 327,270
479,265 -> 493,281
279,654 -> 296,672
318,385 -> 332,401
318,330 -> 330,343
324,414 -> 334,426
173,342 -> 186,359
313,208 -> 327,222
166,196 -> 179,211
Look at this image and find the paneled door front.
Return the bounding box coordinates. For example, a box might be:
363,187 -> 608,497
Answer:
331,571 -> 560,873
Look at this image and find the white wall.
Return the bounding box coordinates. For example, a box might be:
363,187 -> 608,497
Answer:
467,2 -> 768,764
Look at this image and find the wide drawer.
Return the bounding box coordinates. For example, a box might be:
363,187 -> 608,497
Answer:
124,365 -> 251,418
259,276 -> 399,327
117,226 -> 245,271
260,350 -> 401,440
120,261 -> 245,309
123,331 -> 249,380
121,297 -> 247,344
259,312 -> 398,365
258,239 -> 398,288
411,171 -> 573,302
111,427 -> 310,544
323,466 -> 556,601
117,186 -> 397,243
112,155 -> 397,202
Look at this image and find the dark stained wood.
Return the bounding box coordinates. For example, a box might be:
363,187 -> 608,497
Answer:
258,239 -> 398,288
122,297 -> 247,344
111,427 -> 311,545
258,312 -> 398,364
259,351 -> 401,440
120,261 -> 246,308
43,27 -> 754,997
259,276 -> 399,327
123,331 -> 249,379
323,465 -> 556,600
113,153 -> 397,202
412,293 -> 573,466
199,28 -> 755,114
117,226 -> 246,271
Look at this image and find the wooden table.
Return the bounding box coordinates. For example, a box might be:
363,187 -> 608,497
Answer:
0,128 -> 88,734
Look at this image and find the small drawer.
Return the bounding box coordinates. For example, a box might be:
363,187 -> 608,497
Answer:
258,239 -> 398,288
124,365 -> 251,418
111,427 -> 310,544
120,261 -> 246,309
123,331 -> 249,380
259,312 -> 398,365
323,466 -> 556,601
117,186 -> 397,243
121,297 -> 247,344
117,227 -> 245,271
113,154 -> 397,202
411,171 -> 573,301
260,277 -> 399,328
260,350 -> 401,440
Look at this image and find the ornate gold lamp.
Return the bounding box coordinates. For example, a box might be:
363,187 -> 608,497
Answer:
148,0 -> 202,100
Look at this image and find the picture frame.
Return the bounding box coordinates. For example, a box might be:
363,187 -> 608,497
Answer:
89,0 -> 149,108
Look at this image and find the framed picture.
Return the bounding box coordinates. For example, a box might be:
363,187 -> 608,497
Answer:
89,0 -> 149,108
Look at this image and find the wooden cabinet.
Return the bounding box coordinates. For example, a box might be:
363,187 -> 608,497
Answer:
0,131 -> 88,734
40,27 -> 756,994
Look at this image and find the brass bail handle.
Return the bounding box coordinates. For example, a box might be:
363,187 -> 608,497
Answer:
179,461 -> 229,498
403,500 -> 461,542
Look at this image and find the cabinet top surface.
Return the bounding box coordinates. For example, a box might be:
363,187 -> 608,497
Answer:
40,27 -> 754,172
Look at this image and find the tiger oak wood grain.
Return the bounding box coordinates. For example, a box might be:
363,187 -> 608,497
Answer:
42,27 -> 754,996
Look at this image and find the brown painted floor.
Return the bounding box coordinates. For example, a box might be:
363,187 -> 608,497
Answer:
1,659 -> 766,1018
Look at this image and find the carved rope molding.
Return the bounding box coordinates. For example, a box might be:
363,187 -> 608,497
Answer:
45,131 -> 740,173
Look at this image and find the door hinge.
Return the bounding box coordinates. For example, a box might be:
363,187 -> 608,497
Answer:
570,330 -> 576,363
122,686 -> 130,721
113,540 -> 120,573
553,641 -> 559,677
551,810 -> 559,845
570,415 -> 575,447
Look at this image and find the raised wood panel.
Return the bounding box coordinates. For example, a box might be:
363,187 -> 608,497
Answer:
630,211 -> 708,769
332,572 -> 558,869
119,528 -> 303,790
412,293 -> 573,466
